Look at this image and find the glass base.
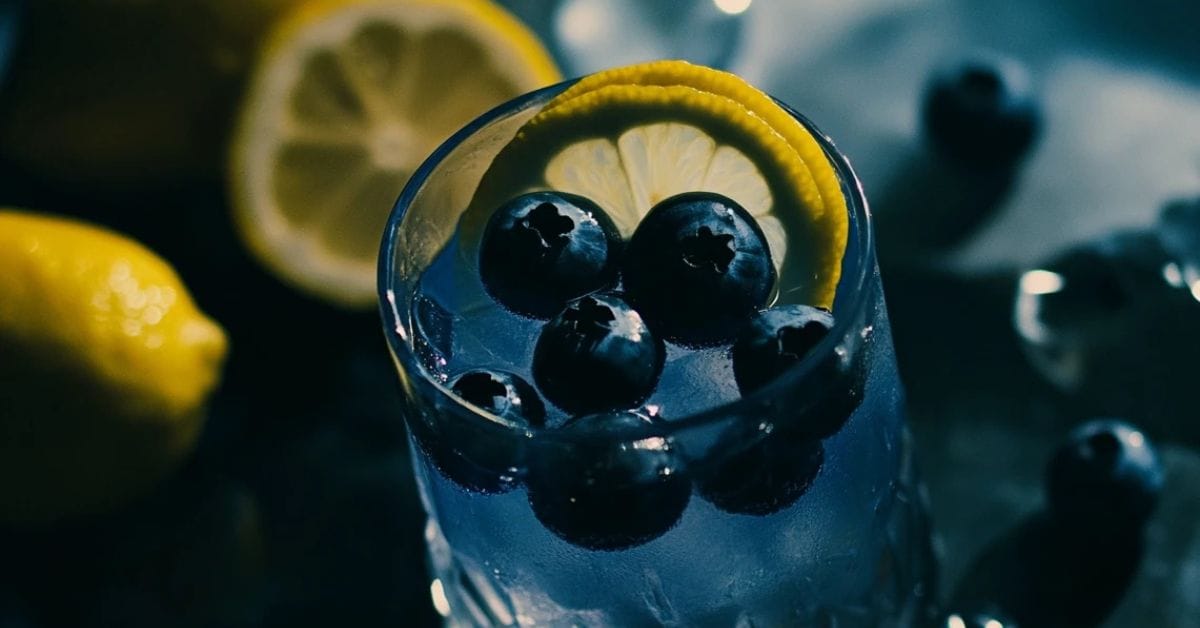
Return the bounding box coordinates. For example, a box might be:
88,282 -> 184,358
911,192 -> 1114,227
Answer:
417,429 -> 936,627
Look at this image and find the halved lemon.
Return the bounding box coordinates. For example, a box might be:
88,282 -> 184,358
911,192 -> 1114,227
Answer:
465,63 -> 848,309
230,0 -> 560,307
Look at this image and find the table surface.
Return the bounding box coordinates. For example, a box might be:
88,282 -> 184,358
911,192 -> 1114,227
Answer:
1,1 -> 1198,627
739,1 -> 1200,626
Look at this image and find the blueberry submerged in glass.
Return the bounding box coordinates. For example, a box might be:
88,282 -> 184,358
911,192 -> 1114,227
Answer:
410,370 -> 546,495
532,292 -> 664,414
733,305 -> 863,438
696,429 -> 824,516
480,191 -> 622,318
622,191 -> 775,346
733,304 -> 833,394
526,411 -> 690,551
449,369 -> 546,426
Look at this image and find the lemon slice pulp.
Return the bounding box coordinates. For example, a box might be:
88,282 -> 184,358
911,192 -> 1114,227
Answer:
231,0 -> 560,307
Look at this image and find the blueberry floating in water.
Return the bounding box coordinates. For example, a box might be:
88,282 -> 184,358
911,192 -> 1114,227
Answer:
696,428 -> 824,516
479,191 -> 622,318
732,305 -> 863,438
526,411 -> 690,550
1046,419 -> 1163,538
922,55 -> 1041,168
412,369 -> 545,494
622,192 -> 775,346
733,304 -> 834,393
449,369 -> 546,426
532,292 -> 664,414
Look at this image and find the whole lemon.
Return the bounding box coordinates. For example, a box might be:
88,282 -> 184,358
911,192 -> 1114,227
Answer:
0,0 -> 301,188
0,209 -> 228,524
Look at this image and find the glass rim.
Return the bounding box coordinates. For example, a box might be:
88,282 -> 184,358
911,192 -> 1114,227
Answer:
378,77 -> 876,438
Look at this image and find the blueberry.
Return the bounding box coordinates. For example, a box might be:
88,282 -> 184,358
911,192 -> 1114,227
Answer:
922,55 -> 1041,168
1045,419 -> 1163,537
532,292 -> 664,414
448,369 -> 546,427
406,370 -> 545,494
526,411 -> 690,550
732,305 -> 862,438
733,305 -> 833,393
622,192 -> 775,346
479,191 -> 622,318
696,429 -> 823,516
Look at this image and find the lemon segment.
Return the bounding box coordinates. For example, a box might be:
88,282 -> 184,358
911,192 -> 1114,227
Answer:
0,210 -> 228,524
231,0 -> 561,308
468,82 -> 844,308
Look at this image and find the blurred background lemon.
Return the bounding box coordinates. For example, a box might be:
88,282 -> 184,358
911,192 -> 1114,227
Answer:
0,210 -> 227,525
230,0 -> 560,307
0,0 -> 302,188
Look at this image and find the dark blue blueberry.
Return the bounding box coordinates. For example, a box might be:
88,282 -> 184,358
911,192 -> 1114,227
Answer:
733,305 -> 834,393
479,191 -> 622,318
408,377 -> 539,496
696,428 -> 824,516
1046,419 -> 1163,538
532,292 -> 664,414
448,369 -> 545,427
622,192 -> 775,346
732,305 -> 862,438
526,411 -> 690,550
922,55 -> 1041,168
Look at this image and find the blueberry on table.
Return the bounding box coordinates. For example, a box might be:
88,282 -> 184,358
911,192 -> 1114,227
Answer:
532,292 -> 664,414
449,369 -> 546,426
1045,419 -> 1163,538
413,370 -> 545,494
732,305 -> 862,438
479,191 -> 622,318
526,411 -> 690,550
921,55 -> 1041,168
696,429 -> 824,516
622,192 -> 775,346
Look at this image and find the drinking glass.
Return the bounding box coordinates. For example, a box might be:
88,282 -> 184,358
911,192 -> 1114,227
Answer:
379,79 -> 936,626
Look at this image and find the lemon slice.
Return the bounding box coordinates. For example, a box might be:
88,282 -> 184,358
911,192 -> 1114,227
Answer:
545,60 -> 847,241
467,78 -> 847,308
230,0 -> 560,307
